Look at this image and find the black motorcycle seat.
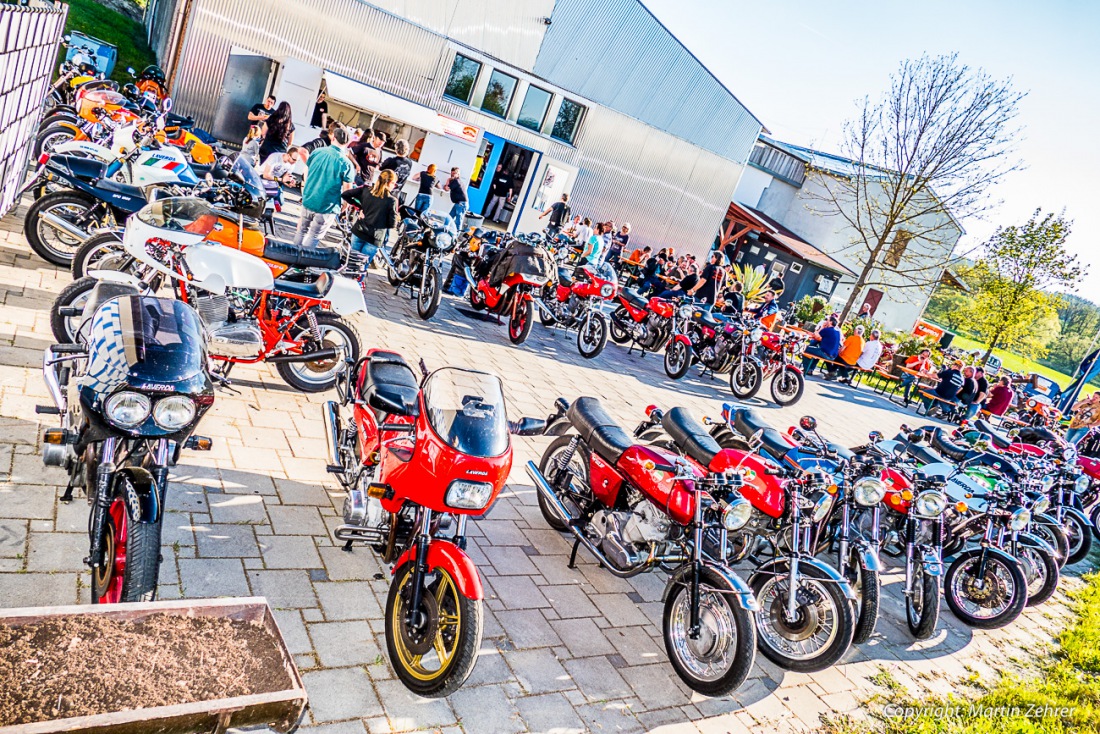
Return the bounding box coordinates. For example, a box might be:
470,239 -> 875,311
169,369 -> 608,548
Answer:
696,309 -> 722,330
971,419 -> 1012,449
622,288 -> 648,310
358,351 -> 419,417
272,272 -> 332,299
263,239 -> 343,270
567,397 -> 632,465
662,407 -> 720,467
731,408 -> 793,461
930,427 -> 972,463
898,438 -> 945,466
97,178 -> 143,199
191,162 -> 213,179
556,266 -> 574,287
1018,425 -> 1060,445
165,111 -> 194,129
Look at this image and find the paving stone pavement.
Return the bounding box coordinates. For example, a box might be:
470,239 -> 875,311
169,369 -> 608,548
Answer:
0,200 -> 1088,734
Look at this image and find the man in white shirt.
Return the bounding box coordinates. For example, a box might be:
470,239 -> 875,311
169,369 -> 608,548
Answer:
856,329 -> 884,371
262,147 -> 305,187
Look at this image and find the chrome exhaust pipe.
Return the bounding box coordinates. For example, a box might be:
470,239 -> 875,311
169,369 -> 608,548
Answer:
265,347 -> 339,364
322,401 -> 342,472
524,460 -> 651,578
39,210 -> 90,241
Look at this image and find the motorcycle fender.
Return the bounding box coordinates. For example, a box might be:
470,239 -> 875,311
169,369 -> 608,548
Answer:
672,333 -> 691,347
392,540 -> 483,600
1062,505 -> 1089,528
921,549 -> 944,577
662,561 -> 760,612
857,544 -> 883,573
114,466 -> 161,524
778,363 -> 803,376
543,416 -> 573,436
749,557 -> 857,601
323,274 -> 369,315
1016,531 -> 1055,556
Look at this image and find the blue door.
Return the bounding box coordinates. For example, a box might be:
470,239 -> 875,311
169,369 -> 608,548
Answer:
466,132 -> 506,214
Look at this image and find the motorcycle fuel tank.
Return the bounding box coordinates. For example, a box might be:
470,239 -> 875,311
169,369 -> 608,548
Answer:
708,449 -> 785,518
616,445 -> 695,526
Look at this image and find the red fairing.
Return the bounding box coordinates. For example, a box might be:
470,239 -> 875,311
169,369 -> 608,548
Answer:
589,452 -> 624,507
476,279 -> 503,309
391,540 -> 484,600
504,273 -> 542,289
1079,455 -> 1100,481
616,445 -> 697,525
572,267 -> 617,300
708,449 -> 785,518
554,283 -> 572,302
648,298 -> 674,319
882,466 -> 913,513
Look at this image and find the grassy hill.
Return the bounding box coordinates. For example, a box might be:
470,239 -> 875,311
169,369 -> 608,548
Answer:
56,0 -> 156,83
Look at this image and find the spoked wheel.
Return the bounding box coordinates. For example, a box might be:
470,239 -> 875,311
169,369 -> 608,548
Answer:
386,242 -> 406,287
608,307 -> 631,344
576,312 -> 608,359
729,359 -> 763,399
33,124 -> 77,159
1061,512 -> 1092,566
750,563 -> 855,672
1031,514 -> 1070,567
906,561 -> 940,639
537,435 -> 592,531
770,366 -> 805,406
943,548 -> 1027,628
25,191 -> 103,266
1014,539 -> 1059,606
664,339 -> 692,380
1091,503 -> 1100,543
71,231 -> 127,279
663,566 -> 756,695
91,479 -> 161,604
416,265 -> 442,320
847,550 -> 880,645
508,298 -> 534,345
276,313 -> 361,393
385,562 -> 482,698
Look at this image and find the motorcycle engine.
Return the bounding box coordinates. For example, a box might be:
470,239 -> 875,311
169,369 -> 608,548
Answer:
193,293 -> 263,359
587,497 -> 670,570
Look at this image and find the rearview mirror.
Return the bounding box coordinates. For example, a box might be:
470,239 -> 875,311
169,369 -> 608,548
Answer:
509,417 -> 546,436
868,431 -> 883,444
908,430 -> 925,444
127,66 -> 136,76
799,416 -> 817,431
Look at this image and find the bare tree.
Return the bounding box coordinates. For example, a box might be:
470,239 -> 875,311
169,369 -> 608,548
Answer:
807,54 -> 1024,320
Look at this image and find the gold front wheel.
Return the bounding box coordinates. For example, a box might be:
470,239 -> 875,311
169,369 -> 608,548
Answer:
385,561 -> 483,697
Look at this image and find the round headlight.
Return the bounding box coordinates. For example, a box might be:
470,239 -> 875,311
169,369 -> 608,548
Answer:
853,477 -> 887,507
600,284 -> 615,298
1008,507 -> 1031,531
436,232 -> 454,250
1076,475 -> 1090,493
722,498 -> 752,531
1031,497 -> 1051,516
153,395 -> 196,430
1040,475 -> 1055,491
678,304 -> 693,318
811,491 -> 835,523
914,490 -> 947,518
751,327 -> 764,341
105,391 -> 151,428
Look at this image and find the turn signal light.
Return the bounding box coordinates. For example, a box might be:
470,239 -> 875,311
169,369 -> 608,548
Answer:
643,460 -> 656,471
901,489 -> 914,501
38,153 -> 50,165
43,428 -> 65,445
185,436 -> 212,451
367,483 -> 388,499
827,484 -> 838,495
645,405 -> 658,417
956,501 -> 969,513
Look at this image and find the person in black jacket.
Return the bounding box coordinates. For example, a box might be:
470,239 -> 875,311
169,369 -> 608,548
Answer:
379,139 -> 413,201
342,169 -> 398,277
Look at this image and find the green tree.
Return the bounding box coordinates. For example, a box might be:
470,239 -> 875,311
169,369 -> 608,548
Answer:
967,209 -> 1083,364
1042,333 -> 1093,376
924,285 -> 976,333
1056,293 -> 1100,339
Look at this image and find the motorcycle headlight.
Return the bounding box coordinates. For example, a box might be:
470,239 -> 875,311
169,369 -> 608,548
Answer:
152,395 -> 196,430
810,490 -> 835,523
751,327 -> 764,341
1008,507 -> 1031,531
600,284 -> 615,298
1076,475 -> 1090,493
678,304 -> 693,318
1040,475 -> 1055,491
436,232 -> 454,250
105,391 -> 151,428
1031,497 -> 1051,516
914,490 -> 947,518
852,477 -> 887,507
722,498 -> 752,531
445,479 -> 493,510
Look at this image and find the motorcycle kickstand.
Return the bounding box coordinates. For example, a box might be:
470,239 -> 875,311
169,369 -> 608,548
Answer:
342,539 -> 354,553
568,539 -> 581,569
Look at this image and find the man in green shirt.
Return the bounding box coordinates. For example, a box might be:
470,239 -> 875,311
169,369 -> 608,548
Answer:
293,126 -> 355,248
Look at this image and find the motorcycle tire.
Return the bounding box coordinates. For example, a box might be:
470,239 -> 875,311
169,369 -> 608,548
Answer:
25,190 -> 100,266
508,299 -> 534,345
537,435 -> 591,532
848,550 -> 880,645
906,562 -> 940,640
51,276 -> 97,343
1091,503 -> 1100,544
944,548 -> 1027,629
663,339 -> 692,380
33,123 -> 78,159
38,111 -> 79,131
770,367 -> 805,406
71,230 -> 127,279
539,286 -> 557,327
416,265 -> 442,320
92,476 -> 161,604
1031,513 -> 1070,567
577,312 -> 608,360
276,312 -> 362,393
1062,512 -> 1092,566
662,565 -> 756,696
750,561 -> 855,673
608,306 -> 631,344
468,284 -> 487,311
729,359 -> 763,400
1014,537 -> 1059,606
385,561 -> 482,698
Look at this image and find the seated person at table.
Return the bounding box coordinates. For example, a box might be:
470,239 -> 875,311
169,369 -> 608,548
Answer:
848,328 -> 884,383
657,262 -> 699,300
637,252 -> 666,294
748,290 -> 781,330
922,361 -> 965,417
955,366 -> 980,421
801,316 -> 842,376
832,325 -> 865,381
716,281 -> 744,315
900,349 -> 935,403
983,376 -> 1015,417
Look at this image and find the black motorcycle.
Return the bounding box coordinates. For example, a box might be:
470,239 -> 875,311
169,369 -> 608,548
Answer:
39,288 -> 214,602
383,207 -> 457,320
663,305 -> 740,380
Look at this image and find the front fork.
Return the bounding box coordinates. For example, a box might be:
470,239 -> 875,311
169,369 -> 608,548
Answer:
86,437 -> 119,568
406,507 -> 433,630
689,487 -> 704,639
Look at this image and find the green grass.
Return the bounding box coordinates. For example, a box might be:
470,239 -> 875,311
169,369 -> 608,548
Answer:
56,0 -> 156,83
825,572 -> 1100,734
948,334 -> 1096,397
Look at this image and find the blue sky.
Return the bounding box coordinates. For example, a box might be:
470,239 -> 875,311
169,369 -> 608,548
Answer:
643,0 -> 1100,294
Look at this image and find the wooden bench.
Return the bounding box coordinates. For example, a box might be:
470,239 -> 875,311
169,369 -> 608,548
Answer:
916,390 -> 959,419
872,369 -> 902,395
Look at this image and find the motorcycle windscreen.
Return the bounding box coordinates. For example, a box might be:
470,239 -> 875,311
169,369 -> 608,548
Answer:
423,368 -> 509,458
82,296 -> 207,396
136,196 -> 219,236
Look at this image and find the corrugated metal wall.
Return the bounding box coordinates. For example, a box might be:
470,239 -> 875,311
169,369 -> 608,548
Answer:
145,0 -> 180,67
168,0 -> 747,256
534,0 -> 763,164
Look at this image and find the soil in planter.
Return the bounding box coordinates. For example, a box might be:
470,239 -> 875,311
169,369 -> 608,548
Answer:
0,613 -> 293,726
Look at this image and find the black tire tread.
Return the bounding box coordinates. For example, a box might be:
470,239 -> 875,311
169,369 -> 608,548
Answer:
25,190 -> 97,266
51,276 -> 96,343
275,313 -> 361,393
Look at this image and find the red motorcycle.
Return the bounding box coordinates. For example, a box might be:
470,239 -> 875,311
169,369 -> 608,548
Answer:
537,262 -> 618,359
757,330 -> 808,406
527,397 -> 759,695
323,349 -> 544,696
465,235 -> 553,345
608,289 -> 686,354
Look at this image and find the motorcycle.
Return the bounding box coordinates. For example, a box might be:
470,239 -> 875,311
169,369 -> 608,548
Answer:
464,234 -> 554,345
757,329 -> 808,406
537,261 -> 618,359
52,196 -> 365,393
323,350 -> 544,695
383,207 -> 457,320
527,397 -> 760,693
38,289 -> 214,603
634,404 -> 857,672
608,288 -> 684,355
663,305 -> 739,380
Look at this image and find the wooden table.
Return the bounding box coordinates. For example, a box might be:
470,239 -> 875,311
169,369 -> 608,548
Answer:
895,366 -> 939,407
782,325 -> 814,338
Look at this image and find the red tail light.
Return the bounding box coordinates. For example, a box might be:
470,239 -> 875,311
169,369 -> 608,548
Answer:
38,153 -> 50,165
645,404 -> 658,417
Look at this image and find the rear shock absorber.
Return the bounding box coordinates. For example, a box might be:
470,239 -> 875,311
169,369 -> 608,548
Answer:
556,436 -> 580,475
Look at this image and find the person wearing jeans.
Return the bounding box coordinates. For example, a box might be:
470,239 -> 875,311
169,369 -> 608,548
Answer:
409,163 -> 437,214
446,167 -> 468,229
294,126 -> 355,248
342,170 -> 398,277
801,317 -> 841,375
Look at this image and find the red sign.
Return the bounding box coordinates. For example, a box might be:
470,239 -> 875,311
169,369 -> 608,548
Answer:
913,321 -> 944,340
439,114 -> 479,143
